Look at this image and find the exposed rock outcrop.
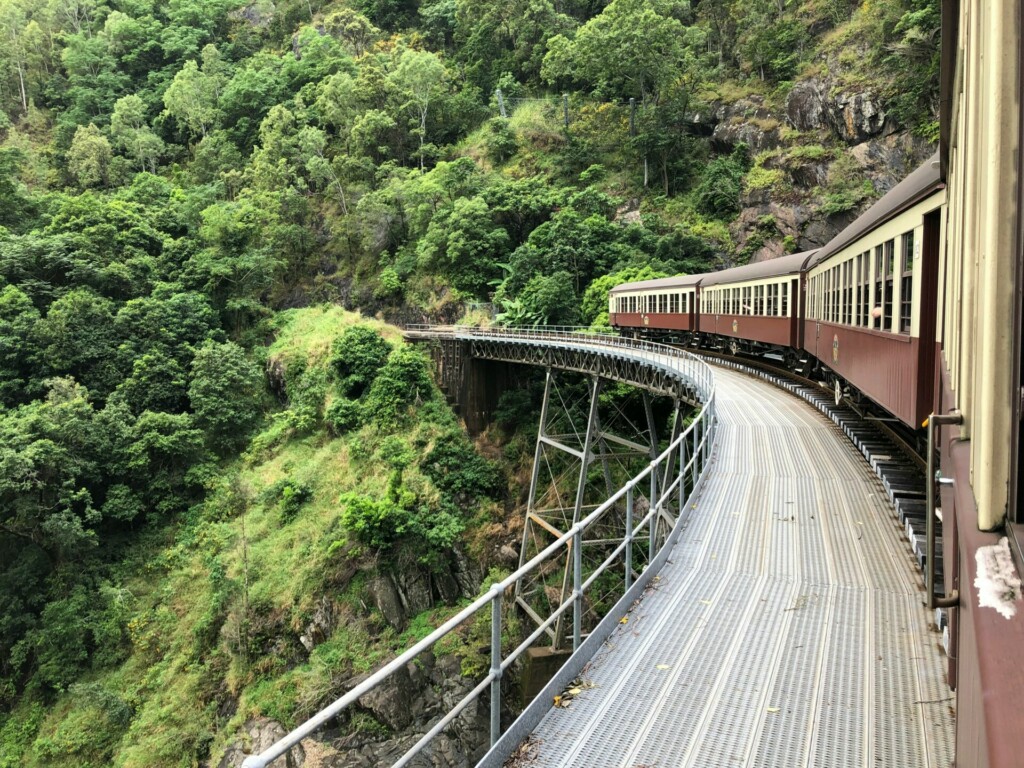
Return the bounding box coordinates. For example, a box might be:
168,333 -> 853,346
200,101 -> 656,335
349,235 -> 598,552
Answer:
217,651 -> 496,768
705,95 -> 787,154
786,77 -> 894,143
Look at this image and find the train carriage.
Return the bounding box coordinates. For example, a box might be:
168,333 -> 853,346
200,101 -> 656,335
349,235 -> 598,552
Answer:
698,250 -> 815,356
608,274 -> 700,339
803,155 -> 945,426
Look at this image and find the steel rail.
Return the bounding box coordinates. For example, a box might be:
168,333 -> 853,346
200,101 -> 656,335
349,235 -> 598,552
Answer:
241,326 -> 716,768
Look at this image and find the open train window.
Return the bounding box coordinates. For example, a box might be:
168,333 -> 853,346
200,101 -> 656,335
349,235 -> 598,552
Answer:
860,252 -> 871,326
883,239 -> 895,331
873,245 -> 885,329
900,231 -> 914,333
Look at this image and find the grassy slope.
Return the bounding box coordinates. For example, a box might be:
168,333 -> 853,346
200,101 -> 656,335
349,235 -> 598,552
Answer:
1,307 -> 499,767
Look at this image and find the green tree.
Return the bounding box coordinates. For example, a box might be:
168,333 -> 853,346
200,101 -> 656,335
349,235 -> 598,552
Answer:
162,59 -> 221,140
330,325 -> 392,398
110,94 -> 165,173
188,341 -> 264,452
0,285 -> 42,404
36,288 -> 120,397
388,48 -> 447,170
415,195 -> 510,296
454,0 -> 575,90
542,0 -> 688,104
67,124 -> 112,189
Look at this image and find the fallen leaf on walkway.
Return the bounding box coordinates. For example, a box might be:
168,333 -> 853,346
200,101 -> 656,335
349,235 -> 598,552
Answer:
700,599 -> 712,605
620,616 -> 629,624
766,706 -> 780,713
656,664 -> 671,670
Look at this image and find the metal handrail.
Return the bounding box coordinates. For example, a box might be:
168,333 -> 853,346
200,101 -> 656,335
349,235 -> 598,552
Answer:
926,410 -> 962,609
242,326 -> 717,768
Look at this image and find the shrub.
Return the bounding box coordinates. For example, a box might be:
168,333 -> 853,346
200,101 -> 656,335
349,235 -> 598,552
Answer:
694,155 -> 744,219
484,117 -> 518,165
325,398 -> 363,435
329,326 -> 392,398
422,430 -> 498,502
364,347 -> 434,429
339,492 -> 406,549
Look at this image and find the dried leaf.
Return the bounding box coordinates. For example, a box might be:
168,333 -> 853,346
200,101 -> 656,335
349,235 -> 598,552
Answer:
655,664 -> 670,670
619,616 -> 629,624
568,687 -> 582,695
767,706 -> 780,713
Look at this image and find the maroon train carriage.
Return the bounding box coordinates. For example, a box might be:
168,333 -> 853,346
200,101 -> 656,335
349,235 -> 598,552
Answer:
608,273 -> 701,341
697,250 -> 817,360
803,154 -> 945,427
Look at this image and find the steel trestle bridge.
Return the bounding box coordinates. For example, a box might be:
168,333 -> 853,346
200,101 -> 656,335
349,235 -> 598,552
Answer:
242,326 -> 952,768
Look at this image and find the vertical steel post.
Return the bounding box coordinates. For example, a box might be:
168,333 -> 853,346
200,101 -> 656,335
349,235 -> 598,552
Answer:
573,529 -> 583,651
516,368 -> 553,601
649,466 -> 658,564
489,584 -> 502,746
625,486 -> 634,591
555,375 -> 602,648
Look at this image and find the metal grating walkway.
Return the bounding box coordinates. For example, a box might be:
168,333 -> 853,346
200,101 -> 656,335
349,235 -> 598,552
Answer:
522,367 -> 954,768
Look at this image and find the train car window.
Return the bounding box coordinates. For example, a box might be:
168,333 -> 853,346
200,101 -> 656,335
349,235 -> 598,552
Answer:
861,252 -> 870,326
844,261 -> 852,325
782,281 -> 789,317
900,231 -> 914,333
873,245 -> 884,329
831,266 -> 838,323
884,239 -> 895,331
854,254 -> 863,325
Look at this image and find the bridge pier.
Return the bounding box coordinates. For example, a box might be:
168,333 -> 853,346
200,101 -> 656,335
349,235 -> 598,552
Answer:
427,337 -> 518,434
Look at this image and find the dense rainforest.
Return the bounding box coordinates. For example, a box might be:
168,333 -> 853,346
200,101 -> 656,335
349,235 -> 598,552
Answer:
0,0 -> 939,765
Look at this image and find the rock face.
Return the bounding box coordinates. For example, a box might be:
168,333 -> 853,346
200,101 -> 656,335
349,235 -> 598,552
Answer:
216,653 -> 495,768
786,77 -> 894,143
705,95 -> 787,154
217,718 -> 306,768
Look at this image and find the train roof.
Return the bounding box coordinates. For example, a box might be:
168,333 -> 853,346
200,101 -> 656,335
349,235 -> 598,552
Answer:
807,152 -> 943,268
699,249 -> 818,287
609,273 -> 703,294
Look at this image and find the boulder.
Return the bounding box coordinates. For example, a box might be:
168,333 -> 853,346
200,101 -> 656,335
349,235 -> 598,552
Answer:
356,665 -> 417,731
299,596 -> 335,653
785,75 -> 896,144
367,574 -> 406,631
217,718 -> 306,768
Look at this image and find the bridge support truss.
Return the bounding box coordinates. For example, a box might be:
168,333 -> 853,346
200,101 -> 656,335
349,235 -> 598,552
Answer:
515,367 -> 687,650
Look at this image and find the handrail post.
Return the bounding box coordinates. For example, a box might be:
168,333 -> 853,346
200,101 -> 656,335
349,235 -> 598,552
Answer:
692,416 -> 700,486
572,528 -> 583,651
625,486 -> 634,591
649,466 -> 658,563
926,411 -> 962,609
489,584 -> 503,746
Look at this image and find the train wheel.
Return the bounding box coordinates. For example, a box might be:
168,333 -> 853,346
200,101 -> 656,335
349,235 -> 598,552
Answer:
729,339 -> 739,356
834,377 -> 843,406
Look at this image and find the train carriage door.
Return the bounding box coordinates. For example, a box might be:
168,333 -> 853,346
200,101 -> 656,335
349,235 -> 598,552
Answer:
916,209 -> 942,426
790,277 -> 801,348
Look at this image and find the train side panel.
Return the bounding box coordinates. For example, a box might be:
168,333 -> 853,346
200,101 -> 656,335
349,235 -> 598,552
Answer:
804,191 -> 944,426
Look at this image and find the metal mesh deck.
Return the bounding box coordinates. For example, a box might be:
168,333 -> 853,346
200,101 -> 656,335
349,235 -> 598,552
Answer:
523,367 -> 955,768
